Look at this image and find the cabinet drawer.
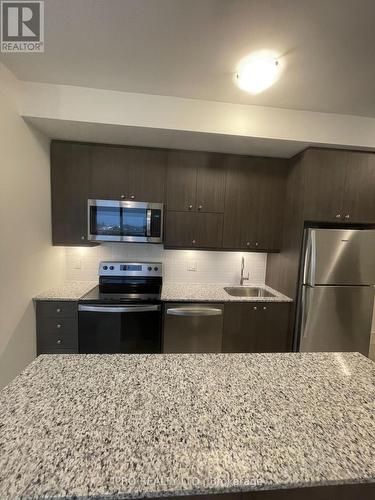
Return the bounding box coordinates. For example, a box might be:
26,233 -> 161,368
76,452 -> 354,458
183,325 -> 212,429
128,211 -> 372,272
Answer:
37,330 -> 78,352
37,301 -> 77,318
37,317 -> 77,334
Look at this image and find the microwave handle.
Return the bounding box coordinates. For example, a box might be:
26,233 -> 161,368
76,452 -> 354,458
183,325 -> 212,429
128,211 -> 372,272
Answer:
146,209 -> 152,237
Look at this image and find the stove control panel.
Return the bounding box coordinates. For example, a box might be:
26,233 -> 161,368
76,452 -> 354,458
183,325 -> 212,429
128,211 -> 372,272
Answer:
99,261 -> 162,277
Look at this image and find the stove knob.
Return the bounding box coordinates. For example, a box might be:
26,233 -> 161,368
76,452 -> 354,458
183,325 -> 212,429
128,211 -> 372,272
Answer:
154,267 -> 159,271
109,266 -> 114,271
103,265 -> 108,270
148,266 -> 152,271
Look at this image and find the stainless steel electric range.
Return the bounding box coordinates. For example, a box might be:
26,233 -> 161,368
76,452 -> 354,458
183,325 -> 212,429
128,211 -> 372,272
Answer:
78,261 -> 162,353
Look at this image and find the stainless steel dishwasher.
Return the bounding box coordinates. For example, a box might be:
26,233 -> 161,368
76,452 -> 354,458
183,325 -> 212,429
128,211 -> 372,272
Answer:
163,303 -> 224,353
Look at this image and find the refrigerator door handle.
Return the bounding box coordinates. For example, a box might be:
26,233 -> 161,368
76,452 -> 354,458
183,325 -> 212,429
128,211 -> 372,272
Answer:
300,287 -> 311,339
310,230 -> 316,286
303,229 -> 316,286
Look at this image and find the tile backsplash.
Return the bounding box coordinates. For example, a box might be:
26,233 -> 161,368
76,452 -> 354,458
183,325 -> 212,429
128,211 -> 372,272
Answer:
65,244 -> 267,284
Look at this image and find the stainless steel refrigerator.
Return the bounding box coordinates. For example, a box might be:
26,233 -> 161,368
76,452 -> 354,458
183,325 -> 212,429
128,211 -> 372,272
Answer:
296,228 -> 375,355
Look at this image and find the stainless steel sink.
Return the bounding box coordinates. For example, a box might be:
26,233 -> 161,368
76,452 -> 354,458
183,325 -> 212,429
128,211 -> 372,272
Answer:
224,286 -> 276,298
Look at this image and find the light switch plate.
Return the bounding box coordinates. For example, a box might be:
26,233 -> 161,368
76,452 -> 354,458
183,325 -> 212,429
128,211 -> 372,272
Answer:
187,260 -> 197,271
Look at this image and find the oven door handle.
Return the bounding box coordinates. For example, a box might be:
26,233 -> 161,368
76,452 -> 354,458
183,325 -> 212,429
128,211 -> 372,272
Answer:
78,304 -> 161,313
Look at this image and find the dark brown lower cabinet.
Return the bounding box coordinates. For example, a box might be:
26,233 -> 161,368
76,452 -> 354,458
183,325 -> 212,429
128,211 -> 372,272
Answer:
222,302 -> 291,353
164,211 -> 223,249
36,301 -> 78,354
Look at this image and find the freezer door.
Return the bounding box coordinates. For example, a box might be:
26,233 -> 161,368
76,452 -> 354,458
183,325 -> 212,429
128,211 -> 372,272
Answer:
299,285 -> 374,355
304,229 -> 375,285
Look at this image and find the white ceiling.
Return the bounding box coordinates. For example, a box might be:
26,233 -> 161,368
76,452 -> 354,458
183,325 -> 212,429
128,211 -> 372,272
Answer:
25,117 -> 310,158
2,0 -> 375,117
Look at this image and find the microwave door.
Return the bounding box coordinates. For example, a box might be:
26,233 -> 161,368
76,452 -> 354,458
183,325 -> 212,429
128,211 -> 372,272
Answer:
88,200 -> 164,243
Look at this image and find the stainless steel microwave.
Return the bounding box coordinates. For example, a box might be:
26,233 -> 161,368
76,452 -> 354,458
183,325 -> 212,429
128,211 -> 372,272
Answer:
87,199 -> 163,243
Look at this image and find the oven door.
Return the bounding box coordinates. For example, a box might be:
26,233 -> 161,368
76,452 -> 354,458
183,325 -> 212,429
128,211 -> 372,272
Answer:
78,304 -> 162,353
88,199 -> 163,243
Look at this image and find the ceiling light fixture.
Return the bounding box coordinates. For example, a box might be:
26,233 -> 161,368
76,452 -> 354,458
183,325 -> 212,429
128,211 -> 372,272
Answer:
235,50 -> 281,94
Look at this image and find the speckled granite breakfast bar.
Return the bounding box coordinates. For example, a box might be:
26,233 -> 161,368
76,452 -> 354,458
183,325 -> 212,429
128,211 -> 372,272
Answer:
0,352 -> 374,499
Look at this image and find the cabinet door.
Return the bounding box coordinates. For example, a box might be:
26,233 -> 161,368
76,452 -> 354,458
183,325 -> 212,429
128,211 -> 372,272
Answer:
164,212 -> 223,249
223,157 -> 258,249
343,152 -> 375,223
222,303 -> 258,352
164,212 -> 195,247
90,145 -> 130,200
255,303 -> 290,352
127,148 -> 166,203
166,151 -> 198,211
51,142 -> 92,245
195,212 -> 224,248
222,302 -> 291,353
254,161 -> 287,251
303,149 -> 347,222
196,155 -> 226,213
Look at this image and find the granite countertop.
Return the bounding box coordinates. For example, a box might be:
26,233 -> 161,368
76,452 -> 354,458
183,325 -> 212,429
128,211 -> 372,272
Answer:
33,281 -> 97,301
161,283 -> 292,302
0,352 -> 374,499
34,282 -> 292,302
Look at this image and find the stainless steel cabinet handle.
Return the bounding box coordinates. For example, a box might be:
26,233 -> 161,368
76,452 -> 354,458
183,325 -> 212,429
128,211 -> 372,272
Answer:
130,195 -> 135,200
166,307 -> 222,317
81,236 -> 85,240
56,324 -> 62,329
253,306 -> 258,311
335,214 -> 341,219
198,205 -> 203,210
56,339 -> 62,344
263,306 -> 267,310
192,239 -> 196,244
246,241 -> 250,246
188,204 -> 193,210
78,305 -> 161,313
255,242 -> 259,247
120,194 -> 125,199
56,308 -> 61,313
345,214 -> 350,219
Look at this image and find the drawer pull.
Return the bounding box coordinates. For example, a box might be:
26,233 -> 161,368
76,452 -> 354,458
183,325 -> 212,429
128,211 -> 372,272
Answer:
253,306 -> 258,311
56,308 -> 61,313
56,339 -> 62,344
263,306 -> 267,310
56,324 -> 62,329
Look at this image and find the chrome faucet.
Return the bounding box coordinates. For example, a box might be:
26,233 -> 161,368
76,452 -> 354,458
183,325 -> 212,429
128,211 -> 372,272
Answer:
240,256 -> 249,286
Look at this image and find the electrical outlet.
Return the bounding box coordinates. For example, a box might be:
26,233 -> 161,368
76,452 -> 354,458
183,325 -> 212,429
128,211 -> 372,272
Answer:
187,260 -> 197,271
72,259 -> 81,270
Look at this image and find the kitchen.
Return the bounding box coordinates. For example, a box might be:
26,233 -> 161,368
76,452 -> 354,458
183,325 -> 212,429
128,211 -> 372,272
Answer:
1,1 -> 375,499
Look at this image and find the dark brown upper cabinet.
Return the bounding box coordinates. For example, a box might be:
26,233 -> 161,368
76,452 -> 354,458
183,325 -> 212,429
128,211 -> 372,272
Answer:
166,150 -> 226,213
343,151 -> 375,223
164,212 -> 223,249
303,149 -> 347,222
51,141 -> 94,246
90,145 -> 166,203
223,156 -> 287,251
302,149 -> 375,224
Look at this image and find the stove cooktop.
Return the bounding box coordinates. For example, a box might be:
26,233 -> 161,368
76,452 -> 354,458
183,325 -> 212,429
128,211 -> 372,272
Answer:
80,285 -> 161,303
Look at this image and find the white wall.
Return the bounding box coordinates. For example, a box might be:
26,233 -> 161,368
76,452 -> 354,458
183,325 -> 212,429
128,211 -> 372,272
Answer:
0,74 -> 65,389
65,244 -> 267,285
